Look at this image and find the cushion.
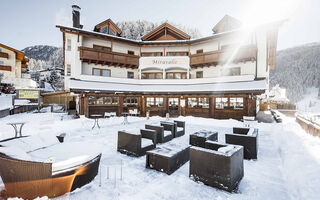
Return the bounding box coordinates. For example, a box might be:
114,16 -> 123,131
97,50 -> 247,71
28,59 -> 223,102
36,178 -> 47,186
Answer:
141,138 -> 153,148
218,145 -> 234,153
164,130 -> 172,137
177,127 -> 184,132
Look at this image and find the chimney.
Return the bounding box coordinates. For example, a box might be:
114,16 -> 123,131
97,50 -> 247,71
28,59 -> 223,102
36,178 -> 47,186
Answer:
72,4 -> 82,29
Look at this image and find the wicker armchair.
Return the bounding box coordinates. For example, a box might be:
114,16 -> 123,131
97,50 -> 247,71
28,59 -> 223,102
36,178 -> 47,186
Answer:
189,141 -> 244,192
117,129 -> 157,157
145,124 -> 173,143
225,127 -> 258,160
174,120 -> 185,137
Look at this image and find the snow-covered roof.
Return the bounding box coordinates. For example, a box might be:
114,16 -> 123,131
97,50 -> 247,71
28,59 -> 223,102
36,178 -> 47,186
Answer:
69,78 -> 267,94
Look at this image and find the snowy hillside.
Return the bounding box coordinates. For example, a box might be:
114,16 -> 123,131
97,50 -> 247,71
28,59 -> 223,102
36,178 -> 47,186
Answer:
270,42 -> 320,102
297,88 -> 320,113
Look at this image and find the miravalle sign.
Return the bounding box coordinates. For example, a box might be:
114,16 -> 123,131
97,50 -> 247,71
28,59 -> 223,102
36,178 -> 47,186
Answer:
139,56 -> 190,70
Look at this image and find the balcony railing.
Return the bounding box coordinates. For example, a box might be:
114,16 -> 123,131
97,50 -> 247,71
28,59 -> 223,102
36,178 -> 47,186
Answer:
190,45 -> 257,67
0,52 -> 9,59
79,47 -> 139,68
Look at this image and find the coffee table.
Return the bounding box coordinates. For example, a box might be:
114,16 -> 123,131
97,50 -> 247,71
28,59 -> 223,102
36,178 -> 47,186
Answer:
190,130 -> 218,148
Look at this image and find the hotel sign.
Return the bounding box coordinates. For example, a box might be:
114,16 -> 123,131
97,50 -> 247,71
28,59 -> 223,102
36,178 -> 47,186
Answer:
139,56 -> 190,70
17,89 -> 40,99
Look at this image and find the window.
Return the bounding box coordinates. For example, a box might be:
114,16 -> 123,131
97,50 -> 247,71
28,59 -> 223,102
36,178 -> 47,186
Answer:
168,98 -> 179,109
96,97 -> 104,104
231,68 -> 241,76
141,72 -> 162,79
128,50 -> 134,55
146,97 -> 164,107
110,28 -> 115,35
230,97 -> 244,109
88,96 -> 95,105
196,71 -> 203,78
0,61 -> 4,65
166,52 -> 189,56
124,97 -> 138,107
101,27 -> 108,33
0,48 -> 2,52
188,98 -> 197,108
127,71 -> 134,79
141,52 -> 163,57
66,64 -> 71,76
215,97 -> 228,109
196,49 -> 203,54
155,97 -> 164,107
92,68 -> 111,77
146,97 -> 155,107
103,97 -> 118,105
166,72 -> 187,79
93,45 -> 111,52
199,98 -> 209,108
67,39 -> 71,51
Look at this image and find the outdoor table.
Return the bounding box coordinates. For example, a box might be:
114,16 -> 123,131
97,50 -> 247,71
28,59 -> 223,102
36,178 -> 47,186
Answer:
146,144 -> 190,175
7,122 -> 26,137
190,130 -> 218,148
90,114 -> 103,129
121,112 -> 129,125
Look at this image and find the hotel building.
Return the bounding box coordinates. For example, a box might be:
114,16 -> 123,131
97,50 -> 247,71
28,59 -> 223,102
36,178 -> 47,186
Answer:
57,5 -> 281,120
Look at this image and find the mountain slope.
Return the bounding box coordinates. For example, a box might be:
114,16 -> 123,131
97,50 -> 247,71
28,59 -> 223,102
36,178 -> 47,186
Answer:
270,43 -> 320,102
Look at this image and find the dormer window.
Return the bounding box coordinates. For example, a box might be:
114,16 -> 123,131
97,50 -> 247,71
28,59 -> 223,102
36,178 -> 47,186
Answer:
110,28 -> 115,35
101,27 -> 107,33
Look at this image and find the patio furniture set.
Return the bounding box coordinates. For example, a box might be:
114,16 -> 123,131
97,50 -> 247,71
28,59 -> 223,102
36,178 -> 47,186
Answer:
0,133 -> 102,199
117,121 -> 259,193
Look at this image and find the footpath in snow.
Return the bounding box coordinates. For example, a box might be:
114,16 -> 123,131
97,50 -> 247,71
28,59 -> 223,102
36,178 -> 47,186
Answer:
0,112 -> 320,200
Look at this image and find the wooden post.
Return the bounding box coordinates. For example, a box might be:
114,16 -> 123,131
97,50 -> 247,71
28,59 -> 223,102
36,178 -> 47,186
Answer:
146,111 -> 150,120
166,113 -> 169,120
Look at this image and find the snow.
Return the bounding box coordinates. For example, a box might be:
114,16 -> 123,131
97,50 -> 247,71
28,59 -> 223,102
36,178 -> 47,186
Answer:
141,138 -> 153,148
177,127 -> 184,132
297,88 -> 320,113
163,130 -> 172,137
217,145 -> 235,153
0,112 -> 320,200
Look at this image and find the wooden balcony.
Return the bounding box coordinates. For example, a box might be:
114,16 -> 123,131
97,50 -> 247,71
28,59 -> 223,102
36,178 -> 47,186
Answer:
79,47 -> 139,68
190,45 -> 257,67
0,65 -> 12,71
0,52 -> 9,59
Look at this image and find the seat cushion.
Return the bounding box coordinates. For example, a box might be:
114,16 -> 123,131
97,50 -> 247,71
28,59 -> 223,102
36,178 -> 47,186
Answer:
218,145 -> 234,153
164,130 -> 172,137
141,138 -> 153,148
177,127 -> 184,132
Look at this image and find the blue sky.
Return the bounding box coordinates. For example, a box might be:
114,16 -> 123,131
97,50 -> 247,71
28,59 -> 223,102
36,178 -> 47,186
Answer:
0,0 -> 319,50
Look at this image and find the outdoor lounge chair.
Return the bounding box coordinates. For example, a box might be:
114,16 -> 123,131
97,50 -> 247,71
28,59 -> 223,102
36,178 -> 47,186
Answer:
160,121 -> 176,138
117,129 -> 157,157
225,127 -> 258,160
0,135 -> 102,200
145,124 -> 173,143
189,141 -> 244,192
174,120 -> 185,137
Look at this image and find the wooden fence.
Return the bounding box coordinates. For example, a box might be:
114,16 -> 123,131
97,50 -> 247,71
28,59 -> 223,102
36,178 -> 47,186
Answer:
41,92 -> 75,110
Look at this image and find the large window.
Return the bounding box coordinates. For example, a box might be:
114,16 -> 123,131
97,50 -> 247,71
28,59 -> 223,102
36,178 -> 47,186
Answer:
188,97 -> 209,108
124,97 -> 138,107
166,52 -> 189,56
166,72 -> 187,79
230,97 -> 244,109
141,52 -> 163,57
215,97 -> 228,109
92,68 -> 111,77
141,72 -> 163,79
146,97 -> 164,107
101,27 -> 108,33
216,97 -> 244,110
110,28 -> 115,35
93,45 -> 111,52
66,64 -> 71,76
89,96 -> 118,105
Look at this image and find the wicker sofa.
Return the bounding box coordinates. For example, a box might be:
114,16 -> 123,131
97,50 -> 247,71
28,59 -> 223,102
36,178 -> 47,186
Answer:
189,141 -> 244,192
145,124 -> 173,143
117,129 -> 157,156
0,135 -> 102,199
225,127 -> 258,160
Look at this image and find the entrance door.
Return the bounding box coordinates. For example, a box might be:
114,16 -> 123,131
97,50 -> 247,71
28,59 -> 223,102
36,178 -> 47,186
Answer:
168,98 -> 179,116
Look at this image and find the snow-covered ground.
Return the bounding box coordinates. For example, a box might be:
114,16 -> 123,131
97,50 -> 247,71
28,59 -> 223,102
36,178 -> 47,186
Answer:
0,94 -> 14,110
1,111 -> 320,200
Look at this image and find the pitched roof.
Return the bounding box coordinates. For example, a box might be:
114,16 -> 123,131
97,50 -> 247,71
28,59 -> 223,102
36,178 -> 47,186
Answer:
93,18 -> 122,34
141,23 -> 191,41
212,15 -> 242,33
0,43 -> 29,64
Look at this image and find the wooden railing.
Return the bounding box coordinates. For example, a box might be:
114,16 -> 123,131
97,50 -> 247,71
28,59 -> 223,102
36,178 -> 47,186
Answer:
190,45 -> 257,67
79,47 -> 139,68
0,65 -> 11,71
0,52 -> 9,59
